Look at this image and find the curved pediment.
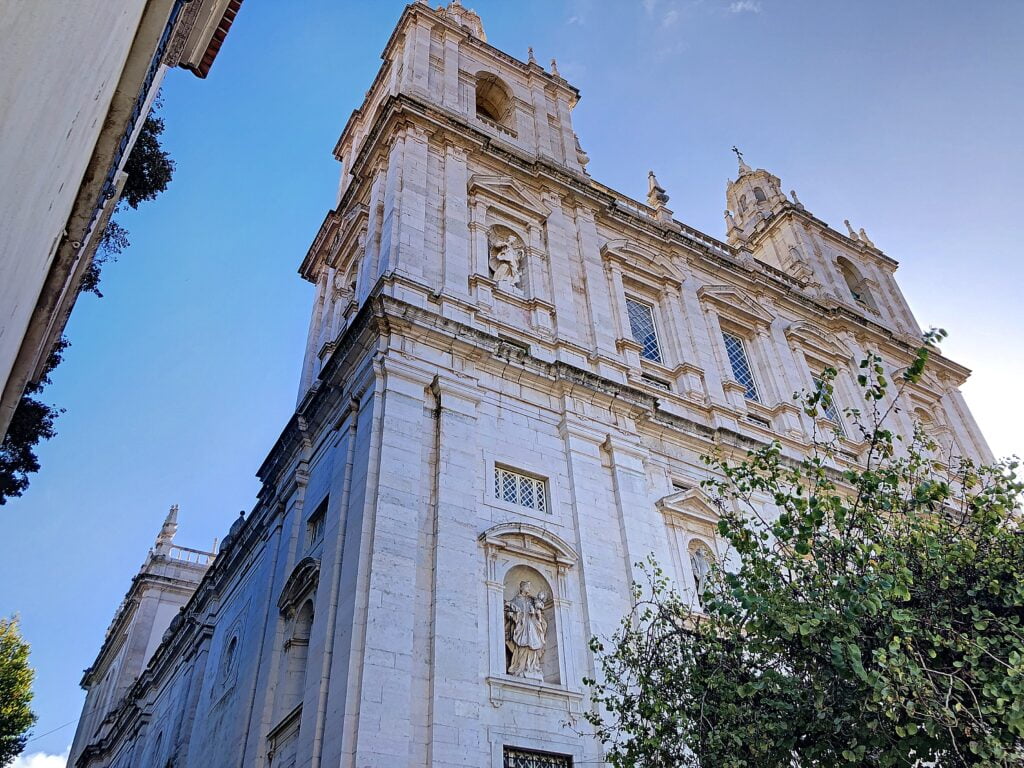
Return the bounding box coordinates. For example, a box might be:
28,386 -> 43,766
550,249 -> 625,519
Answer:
785,320 -> 854,362
478,522 -> 578,567
601,238 -> 685,287
277,557 -> 320,617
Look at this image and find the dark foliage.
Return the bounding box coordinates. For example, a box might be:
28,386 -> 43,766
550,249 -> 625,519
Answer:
120,112 -> 175,210
0,340 -> 67,505
82,102 -> 175,297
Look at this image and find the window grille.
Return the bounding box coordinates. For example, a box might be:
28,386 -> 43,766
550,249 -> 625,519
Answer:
307,498 -> 327,547
722,331 -> 760,402
495,467 -> 547,513
625,298 -> 663,363
814,378 -> 846,435
503,747 -> 573,768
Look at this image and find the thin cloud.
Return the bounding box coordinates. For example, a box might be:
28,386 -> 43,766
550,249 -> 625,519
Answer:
642,0 -> 658,15
10,748 -> 69,768
663,8 -> 680,26
729,0 -> 762,13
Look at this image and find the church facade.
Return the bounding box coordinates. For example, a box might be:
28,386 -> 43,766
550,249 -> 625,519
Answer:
68,3 -> 993,767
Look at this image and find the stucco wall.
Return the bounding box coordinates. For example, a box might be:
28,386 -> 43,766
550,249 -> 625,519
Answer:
0,0 -> 151,409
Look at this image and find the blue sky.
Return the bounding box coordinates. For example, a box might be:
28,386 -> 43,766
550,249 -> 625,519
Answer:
4,0 -> 1022,760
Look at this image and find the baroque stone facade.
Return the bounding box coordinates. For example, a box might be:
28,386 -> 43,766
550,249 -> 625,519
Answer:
69,3 -> 993,767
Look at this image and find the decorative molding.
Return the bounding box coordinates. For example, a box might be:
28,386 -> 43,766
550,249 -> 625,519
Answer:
468,174 -> 551,218
277,557 -> 320,618
698,285 -> 774,326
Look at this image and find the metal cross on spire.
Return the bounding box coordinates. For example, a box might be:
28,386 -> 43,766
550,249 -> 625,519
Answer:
731,145 -> 744,163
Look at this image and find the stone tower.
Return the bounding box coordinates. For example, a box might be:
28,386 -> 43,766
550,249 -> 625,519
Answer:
68,3 -> 992,768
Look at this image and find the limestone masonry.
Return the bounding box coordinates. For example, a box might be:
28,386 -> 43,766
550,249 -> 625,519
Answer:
68,3 -> 992,767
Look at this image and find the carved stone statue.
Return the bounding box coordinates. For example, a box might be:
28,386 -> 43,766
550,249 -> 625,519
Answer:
504,580 -> 548,680
488,233 -> 524,291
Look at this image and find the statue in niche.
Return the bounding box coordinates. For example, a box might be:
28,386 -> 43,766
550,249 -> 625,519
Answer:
504,580 -> 548,680
488,232 -> 524,291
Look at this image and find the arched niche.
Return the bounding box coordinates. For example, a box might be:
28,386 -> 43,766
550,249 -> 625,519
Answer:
657,488 -> 724,608
503,564 -> 558,684
479,524 -> 581,709
280,599 -> 314,715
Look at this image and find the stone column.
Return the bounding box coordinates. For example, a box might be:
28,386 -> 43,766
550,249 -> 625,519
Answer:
442,32 -> 460,111
336,357 -> 433,768
441,142 -> 471,299
422,375 -> 487,768
575,208 -> 619,363
394,125 -> 430,287
602,434 -> 672,585
376,131 -> 406,278
541,191 -> 580,345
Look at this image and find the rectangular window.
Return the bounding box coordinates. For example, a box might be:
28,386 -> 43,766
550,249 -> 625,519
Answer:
306,498 -> 327,547
504,747 -> 572,768
814,377 -> 846,435
625,297 -> 663,363
494,466 -> 547,513
722,331 -> 760,402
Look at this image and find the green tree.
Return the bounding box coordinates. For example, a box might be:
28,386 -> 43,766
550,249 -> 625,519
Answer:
586,331 -> 1024,767
0,618 -> 36,765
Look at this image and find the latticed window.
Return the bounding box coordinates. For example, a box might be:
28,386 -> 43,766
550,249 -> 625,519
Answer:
814,377 -> 845,435
495,466 -> 547,513
503,746 -> 572,768
625,297 -> 662,363
722,331 -> 760,402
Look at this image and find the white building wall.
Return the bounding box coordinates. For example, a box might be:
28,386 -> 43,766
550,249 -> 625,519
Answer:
0,0 -> 152,403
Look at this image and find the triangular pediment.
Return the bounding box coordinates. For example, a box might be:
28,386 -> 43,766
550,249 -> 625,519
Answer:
656,487 -> 720,525
468,175 -> 551,218
697,285 -> 774,325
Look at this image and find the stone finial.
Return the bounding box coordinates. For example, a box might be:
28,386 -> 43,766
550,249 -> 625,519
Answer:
154,504 -> 179,553
528,46 -> 537,65
725,209 -> 739,230
550,58 -> 560,77
732,145 -> 752,176
574,133 -> 590,171
444,0 -> 486,41
858,228 -> 876,248
844,219 -> 860,241
647,170 -> 670,209
790,189 -> 803,208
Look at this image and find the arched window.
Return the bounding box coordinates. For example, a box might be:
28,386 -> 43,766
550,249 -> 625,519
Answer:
836,257 -> 877,310
475,73 -> 513,127
281,600 -> 314,713
753,186 -> 767,203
